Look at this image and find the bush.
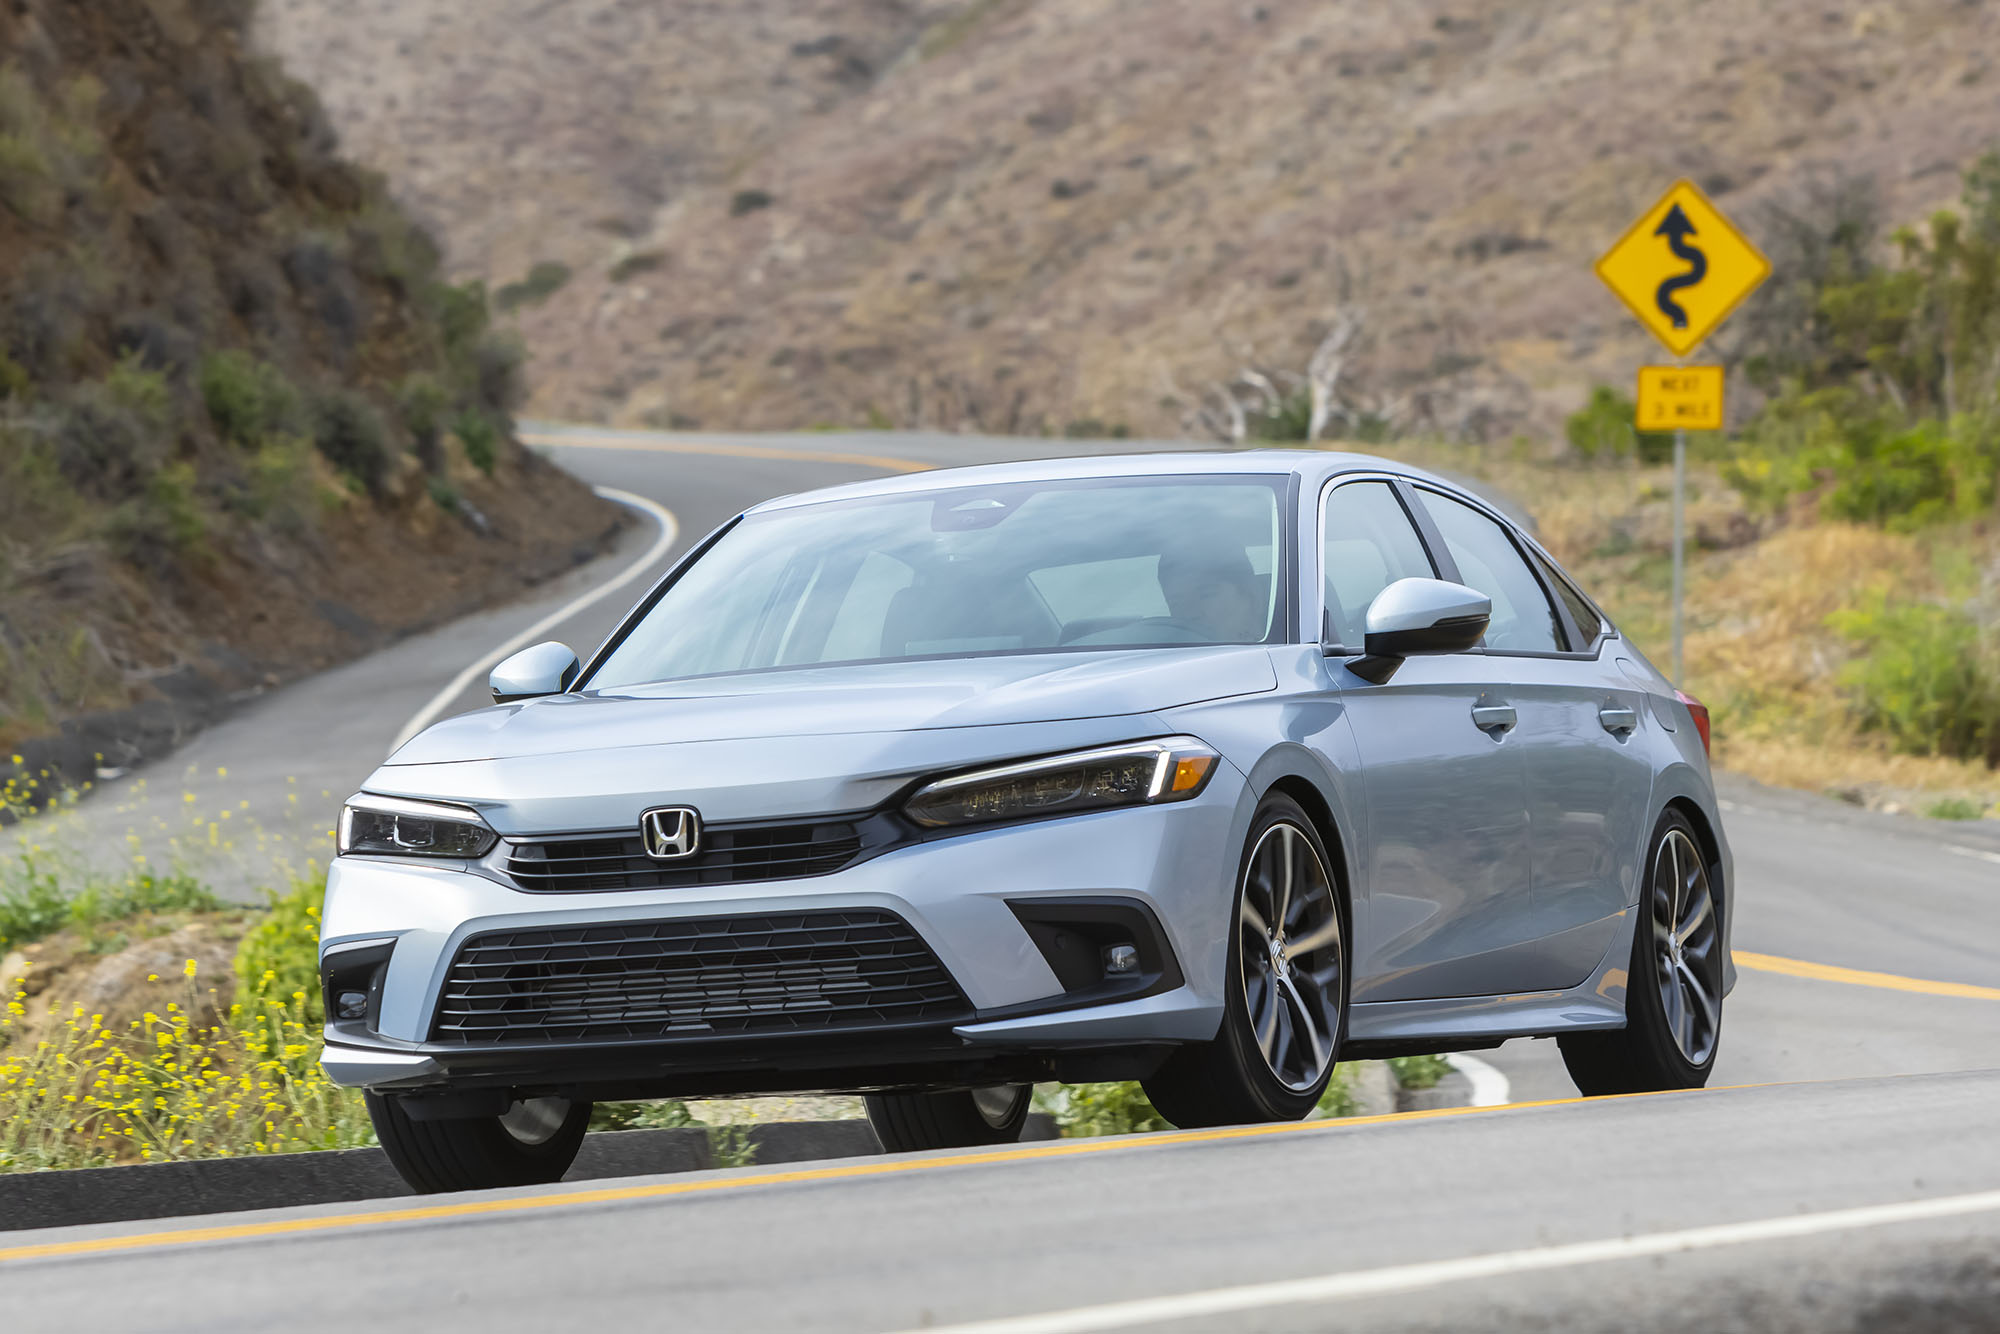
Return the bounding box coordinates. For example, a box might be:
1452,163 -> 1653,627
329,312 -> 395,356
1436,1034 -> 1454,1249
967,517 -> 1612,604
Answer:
1566,385 -> 1673,463
473,331 -> 526,415
0,860 -> 221,952
309,388 -> 394,493
494,260 -> 572,312
455,409 -> 500,475
233,874 -> 327,1026
200,350 -> 300,449
1827,594 -> 2000,765
1249,387 -> 1314,443
1,964 -> 371,1169
1388,1053 -> 1452,1090
397,372 -> 448,469
1035,1082 -> 1170,1137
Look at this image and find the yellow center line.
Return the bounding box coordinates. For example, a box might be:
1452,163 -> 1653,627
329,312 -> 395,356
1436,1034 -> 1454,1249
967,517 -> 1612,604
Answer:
1734,950 -> 2000,1001
0,1087 -> 1717,1265
519,430 -> 933,475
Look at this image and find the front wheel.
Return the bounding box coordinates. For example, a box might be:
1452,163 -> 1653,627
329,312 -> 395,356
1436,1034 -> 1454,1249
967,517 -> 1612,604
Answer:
1142,794 -> 1348,1128
1560,808 -> 1724,1096
368,1092 -> 591,1194
866,1084 -> 1032,1152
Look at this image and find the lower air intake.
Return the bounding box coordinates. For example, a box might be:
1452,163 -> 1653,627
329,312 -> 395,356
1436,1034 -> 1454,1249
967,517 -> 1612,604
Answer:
431,909 -> 969,1045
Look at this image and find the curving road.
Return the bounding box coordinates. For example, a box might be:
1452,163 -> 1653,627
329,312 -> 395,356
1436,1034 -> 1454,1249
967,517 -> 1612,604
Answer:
11,426 -> 2000,1331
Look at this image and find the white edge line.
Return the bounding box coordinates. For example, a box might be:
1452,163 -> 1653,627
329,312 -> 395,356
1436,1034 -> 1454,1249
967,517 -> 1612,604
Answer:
387,487 -> 679,754
1946,845 -> 2000,867
1444,1051 -> 1510,1108
892,1188 -> 2000,1334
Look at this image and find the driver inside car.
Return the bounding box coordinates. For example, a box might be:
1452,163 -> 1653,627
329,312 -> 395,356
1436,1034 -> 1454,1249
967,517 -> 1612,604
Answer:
1157,544 -> 1268,643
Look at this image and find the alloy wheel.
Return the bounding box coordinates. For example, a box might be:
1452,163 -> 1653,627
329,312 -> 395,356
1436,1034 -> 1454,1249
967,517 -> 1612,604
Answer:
1651,828 -> 1721,1065
1237,821 -> 1343,1093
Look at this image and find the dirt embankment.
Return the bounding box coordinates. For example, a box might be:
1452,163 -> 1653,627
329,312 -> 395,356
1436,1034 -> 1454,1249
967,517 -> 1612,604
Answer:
0,0 -> 627,780
262,0 -> 2000,439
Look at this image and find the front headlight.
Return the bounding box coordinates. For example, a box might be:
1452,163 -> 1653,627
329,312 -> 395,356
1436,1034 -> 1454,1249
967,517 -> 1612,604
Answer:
337,794 -> 498,859
905,737 -> 1220,829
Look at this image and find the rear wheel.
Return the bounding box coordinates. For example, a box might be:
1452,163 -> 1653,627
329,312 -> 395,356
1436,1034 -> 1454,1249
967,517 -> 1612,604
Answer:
865,1084 -> 1032,1152
1143,794 -> 1347,1128
368,1092 -> 591,1194
1560,808 -> 1724,1096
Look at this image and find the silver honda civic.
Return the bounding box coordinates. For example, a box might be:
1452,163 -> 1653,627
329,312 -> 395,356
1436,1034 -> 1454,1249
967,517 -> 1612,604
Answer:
319,451 -> 1733,1192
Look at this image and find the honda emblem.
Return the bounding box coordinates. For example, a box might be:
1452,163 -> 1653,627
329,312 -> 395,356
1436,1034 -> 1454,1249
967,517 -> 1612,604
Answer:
640,806 -> 701,861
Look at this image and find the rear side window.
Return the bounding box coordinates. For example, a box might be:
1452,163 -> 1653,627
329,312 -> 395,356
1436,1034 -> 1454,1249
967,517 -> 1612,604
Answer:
1528,548 -> 1604,648
1319,481 -> 1437,648
1418,491 -> 1565,653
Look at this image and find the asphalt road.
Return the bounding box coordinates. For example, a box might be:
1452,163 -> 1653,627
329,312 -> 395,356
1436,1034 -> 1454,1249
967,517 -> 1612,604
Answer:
11,425 -> 2000,1331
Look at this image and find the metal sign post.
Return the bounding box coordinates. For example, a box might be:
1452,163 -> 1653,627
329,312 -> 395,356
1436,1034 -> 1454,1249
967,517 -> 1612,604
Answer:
1672,427 -> 1685,682
1595,180 -> 1768,684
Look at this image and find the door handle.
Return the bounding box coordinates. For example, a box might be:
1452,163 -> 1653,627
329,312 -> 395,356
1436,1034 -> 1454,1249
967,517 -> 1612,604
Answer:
1598,705 -> 1640,735
1471,703 -> 1517,734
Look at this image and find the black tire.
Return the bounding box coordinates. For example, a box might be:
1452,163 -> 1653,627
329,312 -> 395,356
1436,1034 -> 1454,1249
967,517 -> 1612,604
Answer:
865,1084 -> 1031,1153
368,1092 -> 592,1194
1142,793 -> 1348,1128
1560,807 -> 1724,1096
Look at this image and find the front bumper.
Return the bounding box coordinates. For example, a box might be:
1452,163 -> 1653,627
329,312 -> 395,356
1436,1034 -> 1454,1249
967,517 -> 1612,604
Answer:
319,781 -> 1244,1097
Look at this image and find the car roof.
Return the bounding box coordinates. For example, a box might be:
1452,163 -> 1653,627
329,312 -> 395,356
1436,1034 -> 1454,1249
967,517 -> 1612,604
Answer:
746,448 -> 1485,516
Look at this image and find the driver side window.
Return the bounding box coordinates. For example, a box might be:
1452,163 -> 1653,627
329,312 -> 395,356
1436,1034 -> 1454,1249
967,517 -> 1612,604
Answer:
1319,481 -> 1437,648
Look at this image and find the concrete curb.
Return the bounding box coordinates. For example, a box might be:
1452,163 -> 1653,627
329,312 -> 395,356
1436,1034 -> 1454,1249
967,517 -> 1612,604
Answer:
0,1113 -> 1059,1234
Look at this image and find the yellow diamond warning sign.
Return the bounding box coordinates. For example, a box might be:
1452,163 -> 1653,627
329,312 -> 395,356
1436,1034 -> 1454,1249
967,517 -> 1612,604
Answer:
1596,180 -> 1769,357
1637,365 -> 1724,432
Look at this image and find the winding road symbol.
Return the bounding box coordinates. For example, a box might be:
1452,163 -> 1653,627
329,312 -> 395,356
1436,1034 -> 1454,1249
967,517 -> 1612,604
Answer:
1595,179 -> 1769,357
1652,203 -> 1707,331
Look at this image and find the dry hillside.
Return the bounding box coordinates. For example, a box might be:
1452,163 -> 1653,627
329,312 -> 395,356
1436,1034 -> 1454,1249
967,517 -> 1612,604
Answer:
0,0 -> 622,780
259,0 -> 2000,438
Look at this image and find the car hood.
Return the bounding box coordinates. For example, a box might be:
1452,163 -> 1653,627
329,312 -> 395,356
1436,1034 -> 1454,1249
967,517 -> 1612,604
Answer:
366,649 -> 1273,833
387,647 -> 1277,766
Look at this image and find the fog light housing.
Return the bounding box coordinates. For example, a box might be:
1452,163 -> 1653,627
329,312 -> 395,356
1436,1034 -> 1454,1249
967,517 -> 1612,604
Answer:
336,991 -> 369,1022
1103,943 -> 1140,975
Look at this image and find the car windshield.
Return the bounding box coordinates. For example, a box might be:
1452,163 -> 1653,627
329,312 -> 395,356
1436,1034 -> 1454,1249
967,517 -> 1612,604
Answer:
589,474 -> 1289,688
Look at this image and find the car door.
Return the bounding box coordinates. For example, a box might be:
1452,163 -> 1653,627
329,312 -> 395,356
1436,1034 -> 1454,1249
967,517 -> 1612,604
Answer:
1318,478 -> 1538,1005
1411,487 -> 1656,990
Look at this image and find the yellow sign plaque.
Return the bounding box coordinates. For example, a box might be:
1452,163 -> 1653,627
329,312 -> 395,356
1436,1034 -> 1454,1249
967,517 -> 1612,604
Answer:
1595,180 -> 1770,357
1637,365 -> 1724,432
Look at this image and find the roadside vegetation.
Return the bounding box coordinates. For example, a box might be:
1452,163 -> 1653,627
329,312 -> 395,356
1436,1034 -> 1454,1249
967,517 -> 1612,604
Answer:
0,0 -> 616,781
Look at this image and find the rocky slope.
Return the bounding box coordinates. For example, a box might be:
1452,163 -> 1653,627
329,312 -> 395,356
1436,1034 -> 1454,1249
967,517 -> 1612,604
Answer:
0,0 -> 623,778
259,0 -> 2000,439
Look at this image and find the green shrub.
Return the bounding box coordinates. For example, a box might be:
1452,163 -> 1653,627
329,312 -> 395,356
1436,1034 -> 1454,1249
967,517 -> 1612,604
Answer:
0,349 -> 25,400
1249,388 -> 1314,443
201,351 -> 299,448
1827,594 -> 2000,765
609,251 -> 667,283
729,190 -> 773,217
1566,385 -> 1673,463
0,861 -> 221,952
397,372 -> 449,468
494,260 -> 572,312
1387,1053 -> 1453,1090
233,873 -> 327,1025
309,389 -> 394,493
455,409 -> 500,475
426,476 -> 460,513
590,1100 -> 696,1131
1924,797 -> 1986,821
1036,1082 -> 1170,1137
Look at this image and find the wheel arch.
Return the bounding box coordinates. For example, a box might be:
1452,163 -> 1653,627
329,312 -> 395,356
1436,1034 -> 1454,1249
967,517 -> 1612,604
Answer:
1263,772 -> 1351,898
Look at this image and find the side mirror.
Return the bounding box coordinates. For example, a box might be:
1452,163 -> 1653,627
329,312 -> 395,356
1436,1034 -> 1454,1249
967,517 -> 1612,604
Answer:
1346,579 -> 1490,683
490,641 -> 581,704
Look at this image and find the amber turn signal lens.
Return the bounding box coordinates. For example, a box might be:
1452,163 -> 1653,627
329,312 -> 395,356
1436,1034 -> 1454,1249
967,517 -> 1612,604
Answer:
1171,756 -> 1216,792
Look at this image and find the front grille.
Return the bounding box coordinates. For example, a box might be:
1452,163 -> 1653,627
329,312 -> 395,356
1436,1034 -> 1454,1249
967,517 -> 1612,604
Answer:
504,821 -> 863,893
430,909 -> 970,1045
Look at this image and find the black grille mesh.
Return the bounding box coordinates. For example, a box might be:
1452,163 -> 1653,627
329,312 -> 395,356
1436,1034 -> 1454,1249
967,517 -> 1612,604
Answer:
504,822 -> 862,893
431,910 -> 969,1044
